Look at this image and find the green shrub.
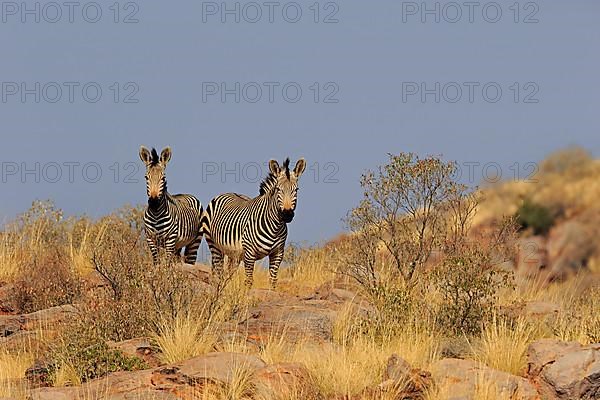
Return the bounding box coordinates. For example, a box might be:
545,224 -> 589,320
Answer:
363,283 -> 414,337
432,249 -> 512,335
516,199 -> 554,235
74,344 -> 146,382
50,322 -> 147,383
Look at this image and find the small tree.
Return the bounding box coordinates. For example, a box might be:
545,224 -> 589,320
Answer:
340,153 -> 517,334
344,153 -> 463,287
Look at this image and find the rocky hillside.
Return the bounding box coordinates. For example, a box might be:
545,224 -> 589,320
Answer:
475,147 -> 600,281
1,265 -> 599,399
1,148 -> 599,400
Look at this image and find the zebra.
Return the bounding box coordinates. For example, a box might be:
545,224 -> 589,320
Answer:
139,146 -> 203,265
202,158 -> 306,288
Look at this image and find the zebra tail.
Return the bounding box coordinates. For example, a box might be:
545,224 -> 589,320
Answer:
200,209 -> 210,238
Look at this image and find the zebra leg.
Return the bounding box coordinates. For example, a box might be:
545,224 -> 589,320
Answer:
183,236 -> 202,265
243,253 -> 256,288
165,236 -> 180,264
147,237 -> 160,265
268,248 -> 284,288
207,241 -> 225,279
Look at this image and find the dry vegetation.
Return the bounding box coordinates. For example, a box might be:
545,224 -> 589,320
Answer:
0,148 -> 599,399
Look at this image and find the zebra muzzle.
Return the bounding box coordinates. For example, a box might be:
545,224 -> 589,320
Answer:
148,196 -> 162,207
281,209 -> 295,223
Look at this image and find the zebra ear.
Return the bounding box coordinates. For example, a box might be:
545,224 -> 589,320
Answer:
160,147 -> 172,166
139,146 -> 152,166
269,159 -> 280,175
294,158 -> 306,178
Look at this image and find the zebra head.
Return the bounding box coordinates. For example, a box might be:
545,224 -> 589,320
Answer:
139,146 -> 171,205
268,158 -> 306,223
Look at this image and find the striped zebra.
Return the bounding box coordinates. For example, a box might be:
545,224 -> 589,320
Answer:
139,146 -> 203,265
202,158 -> 306,287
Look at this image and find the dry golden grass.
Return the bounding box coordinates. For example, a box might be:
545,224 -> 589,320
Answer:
199,361 -> 257,400
68,219 -> 109,276
219,298 -> 442,397
0,231 -> 23,281
0,202 -> 65,282
0,350 -> 34,398
153,312 -> 217,364
251,306 -> 441,398
289,333 -> 436,398
273,246 -> 336,296
551,285 -> 600,344
470,316 -> 539,375
52,362 -> 81,387
521,274 -> 586,306
290,340 -> 382,397
472,374 -> 515,400
257,327 -> 292,365
335,299 -> 441,365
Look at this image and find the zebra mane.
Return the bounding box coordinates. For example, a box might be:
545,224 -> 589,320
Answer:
259,173 -> 278,195
150,148 -> 160,166
283,158 -> 290,179
259,158 -> 291,195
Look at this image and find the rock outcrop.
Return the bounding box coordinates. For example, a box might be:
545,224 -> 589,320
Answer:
0,304 -> 77,338
527,339 -> 600,400
29,352 -> 266,400
28,352 -> 325,400
430,358 -> 539,400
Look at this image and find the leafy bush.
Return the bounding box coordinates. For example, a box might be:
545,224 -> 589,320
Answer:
432,215 -> 517,335
516,199 -> 554,235
50,322 -> 147,383
49,212 -> 209,382
432,249 -> 512,335
367,282 -> 415,335
85,214 -> 211,340
11,250 -> 82,313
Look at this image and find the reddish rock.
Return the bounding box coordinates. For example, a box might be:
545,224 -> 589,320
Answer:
430,358 -> 539,400
29,352 -> 265,400
225,296 -> 340,345
547,221 -> 595,279
527,339 -> 600,399
254,362 -> 320,399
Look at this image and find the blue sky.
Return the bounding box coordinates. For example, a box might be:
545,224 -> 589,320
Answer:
1,0 -> 599,248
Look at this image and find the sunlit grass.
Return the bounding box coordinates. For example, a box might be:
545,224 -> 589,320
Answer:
0,350 -> 34,398
470,315 -> 539,375
279,246 -> 336,295
199,361 -> 256,400
153,312 -> 217,364
52,362 -> 82,387
68,219 -> 109,276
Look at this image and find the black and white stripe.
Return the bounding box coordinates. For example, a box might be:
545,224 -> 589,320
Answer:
140,146 -> 203,264
202,158 -> 306,287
